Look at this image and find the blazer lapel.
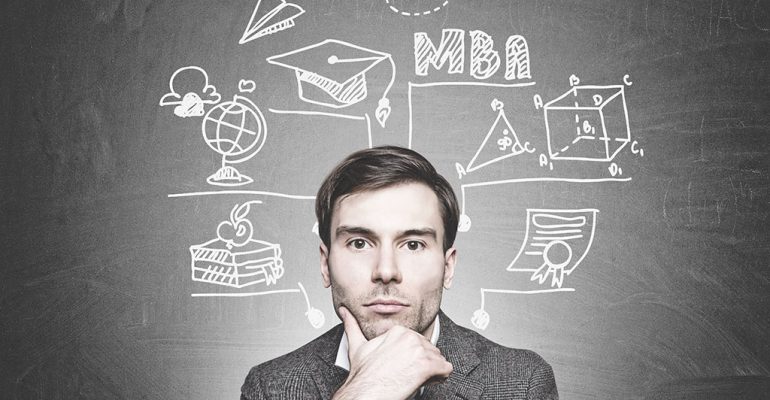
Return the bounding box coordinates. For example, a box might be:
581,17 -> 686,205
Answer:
422,311 -> 484,399
310,324 -> 349,397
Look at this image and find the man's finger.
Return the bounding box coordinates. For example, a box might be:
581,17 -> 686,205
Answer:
424,360 -> 453,385
339,306 -> 367,354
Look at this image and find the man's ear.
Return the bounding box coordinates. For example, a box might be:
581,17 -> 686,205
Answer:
320,243 -> 331,288
443,247 -> 456,289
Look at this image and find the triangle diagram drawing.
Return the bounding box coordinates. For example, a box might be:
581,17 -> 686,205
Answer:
463,99 -> 532,175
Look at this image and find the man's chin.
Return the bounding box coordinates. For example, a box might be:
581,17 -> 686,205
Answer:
360,316 -> 410,339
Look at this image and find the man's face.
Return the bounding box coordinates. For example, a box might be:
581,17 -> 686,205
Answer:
320,182 -> 456,340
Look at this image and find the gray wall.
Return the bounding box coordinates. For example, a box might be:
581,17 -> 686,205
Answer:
3,0 -> 770,398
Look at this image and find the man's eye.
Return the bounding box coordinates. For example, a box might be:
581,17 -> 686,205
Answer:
349,239 -> 368,250
405,241 -> 424,251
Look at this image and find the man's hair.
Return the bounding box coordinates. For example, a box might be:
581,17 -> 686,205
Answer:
315,146 -> 459,252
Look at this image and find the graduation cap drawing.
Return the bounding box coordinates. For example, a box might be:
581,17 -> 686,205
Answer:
266,39 -> 395,127
239,0 -> 305,44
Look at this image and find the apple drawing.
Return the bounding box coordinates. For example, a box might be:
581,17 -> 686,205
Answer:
217,203 -> 254,248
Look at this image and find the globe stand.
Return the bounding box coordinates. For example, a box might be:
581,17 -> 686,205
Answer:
207,165 -> 253,187
202,94 -> 267,187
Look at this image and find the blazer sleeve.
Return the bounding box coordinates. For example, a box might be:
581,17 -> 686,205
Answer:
526,359 -> 559,400
240,366 -> 267,400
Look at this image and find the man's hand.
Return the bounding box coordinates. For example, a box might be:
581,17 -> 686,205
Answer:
332,306 -> 453,400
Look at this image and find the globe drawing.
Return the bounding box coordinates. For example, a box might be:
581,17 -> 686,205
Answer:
201,94 -> 267,186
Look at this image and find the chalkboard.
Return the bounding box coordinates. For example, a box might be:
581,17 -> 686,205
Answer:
3,0 -> 770,398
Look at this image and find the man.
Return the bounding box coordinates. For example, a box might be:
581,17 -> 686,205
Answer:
241,146 -> 558,399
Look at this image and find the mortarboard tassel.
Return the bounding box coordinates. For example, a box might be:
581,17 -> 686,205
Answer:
375,54 -> 396,128
375,98 -> 391,128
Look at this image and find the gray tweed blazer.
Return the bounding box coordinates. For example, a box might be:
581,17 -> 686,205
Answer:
241,311 -> 558,399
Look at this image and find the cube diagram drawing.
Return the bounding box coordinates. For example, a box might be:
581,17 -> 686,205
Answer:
544,85 -> 630,162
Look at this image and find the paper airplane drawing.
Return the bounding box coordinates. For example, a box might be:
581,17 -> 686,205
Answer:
456,99 -> 534,178
507,209 -> 598,288
239,0 -> 305,44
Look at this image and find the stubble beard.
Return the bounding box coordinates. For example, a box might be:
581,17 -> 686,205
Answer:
331,281 -> 444,340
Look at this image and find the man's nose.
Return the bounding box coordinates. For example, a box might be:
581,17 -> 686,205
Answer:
371,247 -> 402,284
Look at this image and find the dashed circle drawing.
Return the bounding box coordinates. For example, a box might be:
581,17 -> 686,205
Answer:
385,0 -> 449,17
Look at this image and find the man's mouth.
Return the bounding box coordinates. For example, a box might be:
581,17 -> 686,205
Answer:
364,299 -> 408,315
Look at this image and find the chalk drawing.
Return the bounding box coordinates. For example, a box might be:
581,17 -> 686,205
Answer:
530,75 -> 644,177
239,0 -> 305,44
298,282 -> 325,329
508,208 -> 598,288
411,77 -> 640,234
239,79 -> 257,93
414,29 -> 464,76
192,288 -> 298,298
385,0 -> 449,16
455,98 -> 534,178
468,208 -> 597,329
469,30 -> 501,80
160,66 -> 221,118
408,79 -> 635,234
543,84 -> 629,162
201,83 -> 267,186
407,81 -> 537,149
414,29 -> 531,81
190,201 -> 284,289
471,288 -> 574,330
186,202 -> 324,328
456,177 -> 627,233
167,190 -> 314,200
192,282 -> 325,329
267,39 -> 396,133
505,35 -> 531,80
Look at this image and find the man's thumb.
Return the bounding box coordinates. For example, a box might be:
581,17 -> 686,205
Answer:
339,306 -> 366,353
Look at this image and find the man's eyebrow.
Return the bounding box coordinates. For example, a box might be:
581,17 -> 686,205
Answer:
399,228 -> 437,240
335,225 -> 375,238
334,226 -> 437,241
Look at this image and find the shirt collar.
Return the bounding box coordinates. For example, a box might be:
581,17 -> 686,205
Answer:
334,314 -> 441,371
